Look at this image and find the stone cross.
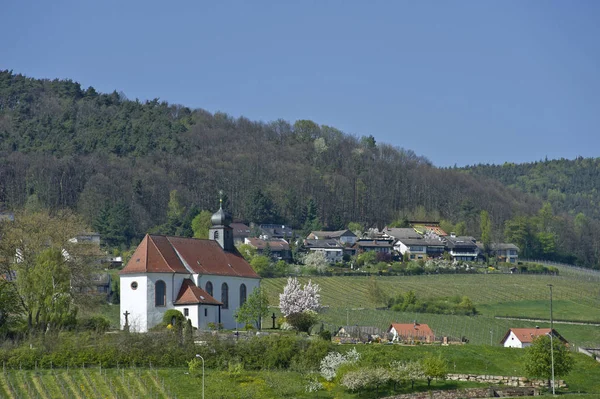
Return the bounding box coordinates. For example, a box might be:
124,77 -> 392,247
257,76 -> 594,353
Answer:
123,310 -> 130,331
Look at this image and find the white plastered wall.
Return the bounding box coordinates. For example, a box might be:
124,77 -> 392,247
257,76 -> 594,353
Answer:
197,275 -> 260,330
120,274 -> 148,332
503,331 -> 524,348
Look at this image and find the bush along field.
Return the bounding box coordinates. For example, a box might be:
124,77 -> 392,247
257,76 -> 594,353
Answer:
1,336 -> 600,398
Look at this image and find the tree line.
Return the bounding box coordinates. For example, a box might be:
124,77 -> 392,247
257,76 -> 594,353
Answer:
0,70 -> 598,268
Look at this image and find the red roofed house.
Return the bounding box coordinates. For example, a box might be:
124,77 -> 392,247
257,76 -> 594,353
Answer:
388,322 -> 435,343
500,328 -> 568,348
120,204 -> 260,332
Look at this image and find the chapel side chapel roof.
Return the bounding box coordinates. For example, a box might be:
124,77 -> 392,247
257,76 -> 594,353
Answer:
174,278 -> 222,306
120,234 -> 259,279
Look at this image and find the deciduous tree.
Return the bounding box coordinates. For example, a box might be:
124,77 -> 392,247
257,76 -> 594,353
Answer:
524,334 -> 573,389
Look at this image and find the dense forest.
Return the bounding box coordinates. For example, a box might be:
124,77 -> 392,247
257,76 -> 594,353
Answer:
0,70 -> 598,268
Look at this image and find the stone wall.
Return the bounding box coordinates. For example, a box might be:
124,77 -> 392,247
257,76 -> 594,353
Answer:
446,373 -> 566,388
382,387 -> 539,399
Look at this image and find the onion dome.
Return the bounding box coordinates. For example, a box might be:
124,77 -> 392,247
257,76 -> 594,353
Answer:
210,192 -> 231,226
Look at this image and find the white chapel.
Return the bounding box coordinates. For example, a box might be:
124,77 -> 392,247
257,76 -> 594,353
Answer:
119,204 -> 260,332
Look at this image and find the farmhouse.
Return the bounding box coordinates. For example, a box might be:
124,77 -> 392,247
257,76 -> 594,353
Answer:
388,322 -> 435,343
500,328 -> 568,348
244,237 -> 291,261
119,204 -> 260,332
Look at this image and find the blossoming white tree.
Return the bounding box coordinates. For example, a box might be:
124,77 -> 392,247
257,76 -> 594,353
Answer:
320,347 -> 360,381
279,277 -> 321,317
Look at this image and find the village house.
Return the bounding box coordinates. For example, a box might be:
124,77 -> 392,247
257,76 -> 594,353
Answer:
490,243 -> 520,263
388,322 -> 435,343
230,222 -> 251,245
307,229 -> 357,245
500,328 -> 567,348
443,234 -> 479,262
119,204 -> 260,332
258,224 -> 294,240
244,237 -> 291,261
303,239 -> 344,263
355,238 -> 394,254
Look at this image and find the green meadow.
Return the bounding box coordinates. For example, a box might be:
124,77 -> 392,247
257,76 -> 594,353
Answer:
261,271 -> 600,347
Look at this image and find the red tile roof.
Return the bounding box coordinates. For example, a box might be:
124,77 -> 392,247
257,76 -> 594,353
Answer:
120,235 -> 259,279
500,328 -> 568,344
388,323 -> 434,338
174,279 -> 222,305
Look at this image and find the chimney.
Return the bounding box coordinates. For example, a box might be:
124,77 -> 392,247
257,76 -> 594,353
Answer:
450,232 -> 456,238
535,326 -> 539,329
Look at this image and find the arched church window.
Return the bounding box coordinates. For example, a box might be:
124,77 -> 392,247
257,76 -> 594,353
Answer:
205,281 -> 213,296
214,231 -> 219,240
221,283 -> 229,309
155,280 -> 166,307
240,284 -> 247,306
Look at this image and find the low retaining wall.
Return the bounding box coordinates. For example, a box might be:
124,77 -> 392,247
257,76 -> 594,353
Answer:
446,373 -> 566,388
382,386 -> 539,399
578,347 -> 600,363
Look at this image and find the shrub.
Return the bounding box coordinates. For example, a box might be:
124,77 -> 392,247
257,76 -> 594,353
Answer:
286,311 -> 318,333
78,316 -> 111,333
162,309 -> 185,328
319,330 -> 332,341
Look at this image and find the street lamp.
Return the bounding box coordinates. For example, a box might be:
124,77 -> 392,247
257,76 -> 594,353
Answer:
546,332 -> 555,396
195,354 -> 205,399
547,283 -> 555,396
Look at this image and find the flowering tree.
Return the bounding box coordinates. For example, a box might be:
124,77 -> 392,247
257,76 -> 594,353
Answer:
320,347 -> 360,381
279,277 -> 321,316
302,251 -> 329,272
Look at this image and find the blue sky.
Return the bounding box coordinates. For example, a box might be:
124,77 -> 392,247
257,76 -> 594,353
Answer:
3,1 -> 599,166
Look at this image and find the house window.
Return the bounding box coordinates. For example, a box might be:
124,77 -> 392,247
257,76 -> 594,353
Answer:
205,281 -> 213,296
240,284 -> 247,306
204,308 -> 207,317
155,280 -> 166,307
131,281 -> 138,290
184,308 -> 189,317
221,283 -> 229,309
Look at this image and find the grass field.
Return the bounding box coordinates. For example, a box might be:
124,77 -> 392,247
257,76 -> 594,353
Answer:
2,345 -> 599,399
261,272 -> 600,347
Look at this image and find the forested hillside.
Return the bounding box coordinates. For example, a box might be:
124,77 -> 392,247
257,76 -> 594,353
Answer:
462,159 -> 600,220
0,70 -> 598,268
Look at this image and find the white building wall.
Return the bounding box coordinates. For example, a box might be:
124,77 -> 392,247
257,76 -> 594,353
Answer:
503,331 -> 525,348
145,272 -> 190,331
197,275 -> 260,330
120,274 -> 148,332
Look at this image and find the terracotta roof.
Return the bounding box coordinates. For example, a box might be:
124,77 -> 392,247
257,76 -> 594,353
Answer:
120,235 -> 189,274
174,279 -> 222,305
388,323 -> 434,338
120,235 -> 259,279
500,328 -> 567,344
